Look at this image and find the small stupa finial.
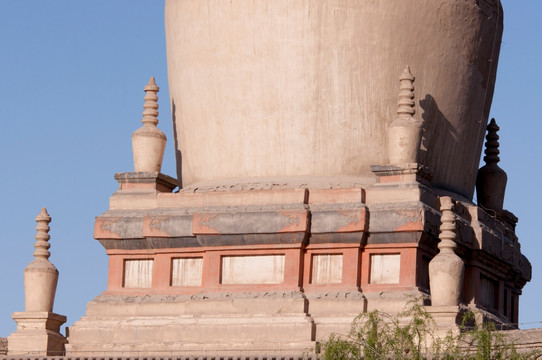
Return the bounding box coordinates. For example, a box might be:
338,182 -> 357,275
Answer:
483,118 -> 500,165
132,77 -> 167,172
397,65 -> 415,117
142,76 -> 160,127
387,66 -> 423,164
34,207 -> 52,259
23,207 -> 60,312
428,196 -> 464,307
438,197 -> 456,251
475,118 -> 507,213
9,207 -> 66,354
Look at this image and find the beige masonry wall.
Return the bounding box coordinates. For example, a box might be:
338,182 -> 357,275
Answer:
165,0 -> 502,198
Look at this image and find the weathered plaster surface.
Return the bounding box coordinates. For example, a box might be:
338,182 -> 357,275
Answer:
166,0 -> 502,198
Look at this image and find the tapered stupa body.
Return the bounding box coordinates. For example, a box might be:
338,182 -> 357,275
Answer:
166,0 -> 502,198
24,208 -> 58,312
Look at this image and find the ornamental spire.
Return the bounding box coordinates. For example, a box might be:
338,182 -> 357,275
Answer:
437,197 -> 456,251
476,118 -> 507,213
33,207 -> 52,260
428,196 -> 465,307
141,76 -> 159,127
483,118 -> 500,165
396,65 -> 415,117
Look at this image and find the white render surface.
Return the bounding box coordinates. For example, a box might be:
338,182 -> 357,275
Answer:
370,254 -> 400,284
171,257 -> 203,287
124,259 -> 153,288
221,255 -> 285,284
311,254 -> 343,284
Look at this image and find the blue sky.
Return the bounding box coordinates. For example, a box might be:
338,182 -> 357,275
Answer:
0,1 -> 540,337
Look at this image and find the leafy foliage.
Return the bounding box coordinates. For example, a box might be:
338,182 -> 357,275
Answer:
320,300 -> 540,360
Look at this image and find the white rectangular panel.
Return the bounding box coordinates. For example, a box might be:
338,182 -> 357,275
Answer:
221,255 -> 285,284
370,254 -> 400,284
124,259 -> 154,288
171,257 -> 203,287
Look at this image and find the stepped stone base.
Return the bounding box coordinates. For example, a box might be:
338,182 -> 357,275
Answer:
66,292 -> 316,356
65,290 -> 431,356
7,312 -> 66,356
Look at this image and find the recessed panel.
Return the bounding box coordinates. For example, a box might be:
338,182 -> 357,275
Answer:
124,259 -> 154,288
221,255 -> 285,284
311,254 -> 343,284
480,275 -> 498,310
171,258 -> 203,287
370,254 -> 400,284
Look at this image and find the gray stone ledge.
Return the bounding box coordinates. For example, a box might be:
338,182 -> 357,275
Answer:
93,291 -> 307,303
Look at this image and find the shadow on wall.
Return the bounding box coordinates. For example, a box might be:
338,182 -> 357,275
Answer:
419,94 -> 459,191
171,99 -> 183,190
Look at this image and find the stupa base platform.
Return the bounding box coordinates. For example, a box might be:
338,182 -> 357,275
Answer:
66,292 -> 317,356
66,290 -> 434,356
67,171 -> 530,354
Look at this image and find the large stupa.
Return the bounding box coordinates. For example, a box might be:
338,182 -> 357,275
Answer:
8,1 -> 529,357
